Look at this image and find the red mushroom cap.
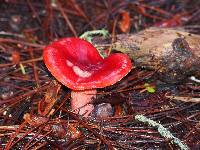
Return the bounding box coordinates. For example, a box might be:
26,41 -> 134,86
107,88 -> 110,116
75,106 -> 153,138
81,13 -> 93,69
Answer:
43,38 -> 132,90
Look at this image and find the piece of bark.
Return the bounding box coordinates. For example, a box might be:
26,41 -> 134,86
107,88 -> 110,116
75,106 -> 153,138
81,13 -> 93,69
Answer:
94,28 -> 200,83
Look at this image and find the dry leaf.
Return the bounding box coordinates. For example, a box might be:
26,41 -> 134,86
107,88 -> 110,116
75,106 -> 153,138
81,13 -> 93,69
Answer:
119,11 -> 131,33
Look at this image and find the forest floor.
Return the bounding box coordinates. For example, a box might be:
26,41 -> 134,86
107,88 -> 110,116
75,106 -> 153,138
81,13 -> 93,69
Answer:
0,1 -> 199,149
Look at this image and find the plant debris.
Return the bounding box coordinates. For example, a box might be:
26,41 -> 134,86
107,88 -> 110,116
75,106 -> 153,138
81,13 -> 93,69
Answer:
0,1 -> 199,149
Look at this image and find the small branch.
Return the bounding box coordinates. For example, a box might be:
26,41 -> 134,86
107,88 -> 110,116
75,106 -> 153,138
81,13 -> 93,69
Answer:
57,0 -> 77,37
0,57 -> 43,68
135,114 -> 189,150
0,38 -> 44,48
166,95 -> 200,103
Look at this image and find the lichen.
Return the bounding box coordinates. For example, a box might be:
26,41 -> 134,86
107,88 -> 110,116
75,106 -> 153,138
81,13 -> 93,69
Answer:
135,114 -> 189,150
79,29 -> 109,43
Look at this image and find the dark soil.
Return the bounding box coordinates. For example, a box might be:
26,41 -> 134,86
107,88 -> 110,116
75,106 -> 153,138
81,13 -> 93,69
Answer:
0,0 -> 199,149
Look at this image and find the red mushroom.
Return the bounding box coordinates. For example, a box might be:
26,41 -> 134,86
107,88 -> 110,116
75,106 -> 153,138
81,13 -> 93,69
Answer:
43,38 -> 132,117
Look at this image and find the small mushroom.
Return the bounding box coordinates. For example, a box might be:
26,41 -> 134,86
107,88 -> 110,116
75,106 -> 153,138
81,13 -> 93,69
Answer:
43,38 -> 132,117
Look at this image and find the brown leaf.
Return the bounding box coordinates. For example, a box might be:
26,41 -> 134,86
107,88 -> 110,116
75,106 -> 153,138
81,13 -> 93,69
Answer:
38,80 -> 61,116
119,11 -> 131,33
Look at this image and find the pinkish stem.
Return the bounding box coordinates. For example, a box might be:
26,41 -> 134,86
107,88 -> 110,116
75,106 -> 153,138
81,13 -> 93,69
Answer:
71,89 -> 97,117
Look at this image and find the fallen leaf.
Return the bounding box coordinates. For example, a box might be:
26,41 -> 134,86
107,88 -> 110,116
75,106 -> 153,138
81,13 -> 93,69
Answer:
119,11 -> 131,33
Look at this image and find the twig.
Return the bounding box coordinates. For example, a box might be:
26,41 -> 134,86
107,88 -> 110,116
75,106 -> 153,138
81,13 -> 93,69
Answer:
0,57 -> 43,67
166,95 -> 200,103
190,76 -> 200,83
57,0 -> 77,37
135,114 -> 189,150
0,38 -> 44,48
59,107 -> 115,150
29,48 -> 40,87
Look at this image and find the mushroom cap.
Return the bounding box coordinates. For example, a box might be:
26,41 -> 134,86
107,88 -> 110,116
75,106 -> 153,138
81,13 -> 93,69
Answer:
43,38 -> 132,90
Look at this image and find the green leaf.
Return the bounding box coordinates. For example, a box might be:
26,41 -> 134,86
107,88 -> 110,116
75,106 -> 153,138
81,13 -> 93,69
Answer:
144,83 -> 156,93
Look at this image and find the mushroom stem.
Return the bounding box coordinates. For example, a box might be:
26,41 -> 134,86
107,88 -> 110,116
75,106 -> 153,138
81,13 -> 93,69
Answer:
71,89 -> 97,117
